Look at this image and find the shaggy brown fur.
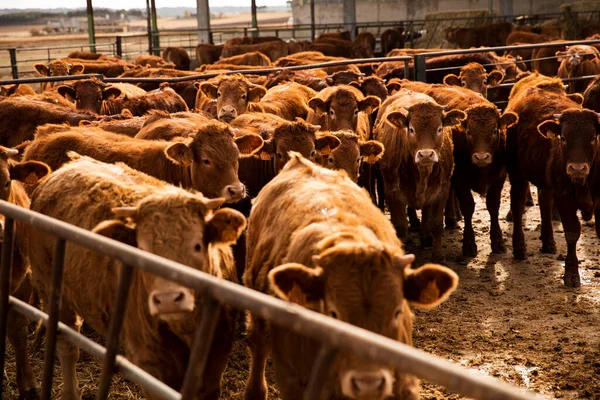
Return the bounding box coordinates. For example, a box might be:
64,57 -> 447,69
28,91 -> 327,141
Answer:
0,84 -> 36,97
247,82 -> 316,121
215,52 -> 272,67
195,44 -> 224,65
442,62 -> 504,99
221,41 -> 288,62
274,52 -> 361,75
100,84 -> 187,116
557,45 -> 600,93
162,46 -> 191,70
506,31 -> 553,46
583,74 -> 600,113
34,59 -> 84,92
78,112 -> 148,137
445,22 -> 513,48
135,110 -> 214,140
66,51 -> 105,60
381,28 -> 405,55
317,31 -> 352,41
135,54 -> 175,68
243,154 -> 458,400
264,69 -> 328,91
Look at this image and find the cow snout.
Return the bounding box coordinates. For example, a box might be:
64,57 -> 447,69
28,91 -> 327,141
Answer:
569,54 -> 581,66
471,152 -> 492,166
222,183 -> 246,203
218,106 -> 237,122
342,370 -> 393,400
567,163 -> 589,179
148,289 -> 194,316
415,149 -> 438,164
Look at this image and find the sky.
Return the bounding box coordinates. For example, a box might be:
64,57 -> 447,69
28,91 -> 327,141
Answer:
0,0 -> 288,9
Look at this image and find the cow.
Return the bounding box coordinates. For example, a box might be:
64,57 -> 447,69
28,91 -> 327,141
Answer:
308,41 -> 354,58
506,31 -> 553,46
215,51 -> 272,66
248,82 -> 317,121
22,120 -> 264,203
28,155 -> 245,399
531,42 -> 567,77
505,86 -> 598,287
100,84 -> 188,116
66,51 -> 105,60
56,77 -> 147,114
0,84 -> 36,97
353,32 -> 377,57
0,85 -> 76,109
196,74 -> 267,122
307,85 -> 381,141
274,52 -> 361,75
221,41 -> 288,62
509,72 -> 584,104
442,62 -> 504,99
79,110 -> 148,137
286,39 -> 308,55
135,110 -> 214,141
317,30 -> 352,41
381,27 -> 405,55
445,22 -> 513,49
196,43 -> 224,65
224,36 -> 282,46
67,58 -> 134,77
374,89 -> 465,259
34,59 -> 84,92
0,98 -> 97,147
196,64 -> 267,72
265,69 -> 328,92
243,153 -> 458,400
162,46 -> 191,70
557,45 -> 600,93
348,76 -> 390,102
583,75 -> 600,113
325,70 -> 365,86
135,54 -> 175,68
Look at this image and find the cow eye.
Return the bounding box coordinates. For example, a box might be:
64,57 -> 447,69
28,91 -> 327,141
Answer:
310,150 -> 316,158
277,153 -> 283,159
194,243 -> 202,252
329,110 -> 335,117
394,308 -> 402,320
241,94 -> 247,100
354,109 -> 359,115
328,156 -> 334,163
217,92 -> 221,98
355,157 -> 361,164
560,136 -> 566,143
4,181 -> 9,188
203,159 -> 211,165
329,311 -> 338,319
461,81 -> 466,87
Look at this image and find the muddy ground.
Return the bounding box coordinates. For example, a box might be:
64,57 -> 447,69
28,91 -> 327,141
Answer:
4,184 -> 600,399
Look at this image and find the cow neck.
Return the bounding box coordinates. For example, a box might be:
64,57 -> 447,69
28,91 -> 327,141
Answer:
144,144 -> 193,188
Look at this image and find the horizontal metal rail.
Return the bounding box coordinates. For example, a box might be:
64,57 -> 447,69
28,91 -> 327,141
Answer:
0,74 -> 103,85
0,200 -> 543,400
0,42 -> 115,52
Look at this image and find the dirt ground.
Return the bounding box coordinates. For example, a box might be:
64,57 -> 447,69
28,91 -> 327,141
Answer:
3,182 -> 600,399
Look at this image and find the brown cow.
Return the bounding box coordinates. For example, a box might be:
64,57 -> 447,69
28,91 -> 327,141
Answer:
243,153 -> 458,400
196,64 -> 267,72
196,43 -> 224,65
557,45 -> 600,93
22,121 -> 264,203
34,59 -> 84,92
286,39 -> 308,55
317,30 -> 352,41
79,110 -> 147,137
0,147 -> 50,400
248,82 -> 317,121
375,89 -> 465,259
56,77 -> 147,114
66,51 -> 105,60
445,22 -> 513,48
0,84 -> 36,97
325,70 -> 364,86
583,75 -> 600,113
100,84 -> 188,116
0,85 -> 76,109
505,86 -> 598,287
66,58 -> 134,77
530,41 -> 567,77
224,36 -> 282,46
506,31 -> 553,46
135,54 -> 175,68
353,31 -> 376,58
308,41 -> 354,58
162,46 -> 191,70
0,98 -> 97,147
381,27 -> 405,55
443,62 -> 504,99
215,52 -> 272,66
509,72 -> 583,104
221,41 -> 288,62
274,52 -> 361,75
197,74 -> 267,122
28,155 -> 245,399
135,110 -> 214,141
264,69 -> 328,91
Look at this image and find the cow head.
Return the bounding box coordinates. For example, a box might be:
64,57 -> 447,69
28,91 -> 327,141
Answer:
198,74 -> 267,122
326,71 -> 364,86
309,87 -> 381,132
269,241 -> 458,400
387,102 -> 465,168
93,191 -> 246,319
34,59 -> 84,78
538,108 -> 600,186
443,63 -> 504,99
0,146 -> 50,203
260,119 -> 341,172
316,131 -> 384,182
461,105 -> 517,167
57,78 -> 123,114
164,120 -> 264,203
557,45 -> 600,69
349,76 -> 389,102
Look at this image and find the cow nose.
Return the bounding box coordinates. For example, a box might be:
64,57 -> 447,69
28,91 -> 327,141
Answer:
567,163 -> 589,176
415,149 -> 438,164
223,183 -> 245,203
148,289 -> 194,316
471,152 -> 492,166
219,106 -> 237,121
348,371 -> 391,398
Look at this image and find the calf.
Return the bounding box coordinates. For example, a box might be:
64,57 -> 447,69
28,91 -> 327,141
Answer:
243,153 -> 458,400
195,43 -> 223,65
22,121 -> 263,203
100,84 -> 188,116
506,86 -> 597,287
249,82 -> 317,121
557,45 -> 600,93
443,63 -> 504,99
28,155 -> 245,399
162,46 -> 191,70
34,59 -> 84,92
215,52 -> 272,66
374,89 -> 465,260
221,41 -> 288,62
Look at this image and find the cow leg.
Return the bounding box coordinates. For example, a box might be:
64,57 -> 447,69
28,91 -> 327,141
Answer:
375,165 -> 386,211
455,183 -> 477,257
595,200 -> 600,238
245,315 -> 269,400
419,205 -> 433,249
510,178 -> 529,260
56,307 -> 82,400
538,188 -> 556,254
444,188 -> 460,230
407,207 -> 421,231
487,179 -> 506,254
384,174 -> 408,239
429,194 -> 448,262
555,197 -> 581,287
526,184 -> 534,206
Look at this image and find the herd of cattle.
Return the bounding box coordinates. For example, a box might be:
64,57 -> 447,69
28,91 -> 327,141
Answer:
2,20 -> 600,400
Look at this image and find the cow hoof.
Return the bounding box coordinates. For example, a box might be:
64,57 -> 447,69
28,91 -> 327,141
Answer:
491,241 -> 506,254
541,242 -> 557,254
513,249 -> 527,260
563,271 -> 581,288
18,388 -> 40,400
462,242 -> 477,257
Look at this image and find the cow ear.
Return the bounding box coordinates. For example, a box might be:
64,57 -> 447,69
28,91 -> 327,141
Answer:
193,81 -> 202,90
537,120 -> 560,139
358,96 -> 381,113
34,64 -> 49,76
325,76 -> 335,86
443,74 -> 461,86
257,138 -> 274,160
165,142 -> 194,166
442,110 -> 466,127
387,111 -> 408,129
386,81 -> 401,93
349,81 -> 362,90
69,63 -> 85,75
268,263 -> 324,305
499,112 -> 518,129
567,93 -> 584,105
205,208 -> 247,244
57,85 -> 76,100
9,161 -> 51,185
103,87 -> 122,100
200,82 -> 219,99
404,264 -> 459,309
248,85 -> 267,102
111,206 -> 138,219
308,98 -> 329,114
235,133 -> 264,157
487,70 -> 504,86
556,51 -> 567,62
315,135 -> 341,156
360,140 -> 385,164
92,220 -> 137,247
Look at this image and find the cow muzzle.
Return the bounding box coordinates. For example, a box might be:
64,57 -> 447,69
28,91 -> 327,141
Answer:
222,182 -> 246,203
218,106 -> 237,122
569,54 -> 581,66
148,288 -> 195,317
471,152 -> 492,167
415,149 -> 439,165
567,163 -> 590,182
341,369 -> 394,400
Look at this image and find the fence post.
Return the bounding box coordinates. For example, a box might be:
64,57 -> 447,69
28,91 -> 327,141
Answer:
414,54 -> 427,82
9,49 -> 18,79
116,36 -> 123,57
